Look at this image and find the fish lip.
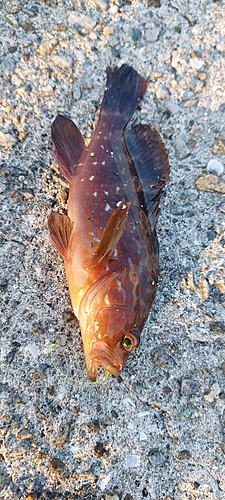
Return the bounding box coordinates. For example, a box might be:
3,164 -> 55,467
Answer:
88,342 -> 122,378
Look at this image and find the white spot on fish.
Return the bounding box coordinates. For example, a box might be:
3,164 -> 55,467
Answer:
90,152 -> 95,157
105,203 -> 111,211
116,201 -> 126,209
104,191 -> 108,195
89,175 -> 95,181
101,145 -> 104,149
81,178 -> 84,182
102,161 -> 105,166
116,186 -> 120,193
93,192 -> 97,197
104,294 -> 110,306
110,152 -> 114,156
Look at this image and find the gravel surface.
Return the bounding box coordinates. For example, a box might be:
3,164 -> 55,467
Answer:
1,1 -> 225,499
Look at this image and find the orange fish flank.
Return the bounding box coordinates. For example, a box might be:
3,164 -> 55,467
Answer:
48,64 -> 170,381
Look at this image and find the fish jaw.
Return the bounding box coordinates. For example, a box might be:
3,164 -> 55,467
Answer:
87,341 -> 124,380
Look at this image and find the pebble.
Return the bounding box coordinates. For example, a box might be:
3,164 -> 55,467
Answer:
24,343 -> 40,358
99,473 -> 111,491
37,39 -> 57,56
145,25 -> 160,42
5,0 -> 21,14
123,398 -> 136,411
195,174 -> 225,194
0,131 -> 17,148
204,382 -> 221,403
167,102 -> 181,114
51,56 -> 72,73
211,137 -> 225,156
180,378 -> 200,396
104,494 -> 119,500
92,0 -> 108,11
139,431 -> 147,441
210,322 -> 225,334
177,449 -> 191,460
126,454 -> 141,468
190,58 -> 204,70
131,27 -> 142,42
49,457 -> 65,472
67,12 -> 96,35
173,137 -> 190,159
207,159 -> 224,175
151,345 -> 175,370
148,0 -> 161,5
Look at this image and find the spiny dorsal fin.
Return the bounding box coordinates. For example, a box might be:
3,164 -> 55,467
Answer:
48,212 -> 74,262
125,124 -> 170,230
85,200 -> 131,271
51,114 -> 87,182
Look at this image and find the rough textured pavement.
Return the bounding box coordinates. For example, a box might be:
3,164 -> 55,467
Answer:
0,1 -> 225,499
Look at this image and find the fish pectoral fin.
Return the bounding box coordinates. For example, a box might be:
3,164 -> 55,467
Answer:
51,114 -> 87,181
48,212 -> 74,262
125,125 -> 170,230
85,200 -> 131,271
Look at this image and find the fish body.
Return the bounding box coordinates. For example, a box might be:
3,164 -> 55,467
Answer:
48,65 -> 170,381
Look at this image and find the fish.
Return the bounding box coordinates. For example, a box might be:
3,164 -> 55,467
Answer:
48,64 -> 170,382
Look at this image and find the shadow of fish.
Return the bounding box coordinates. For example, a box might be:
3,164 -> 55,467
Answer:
48,64 -> 170,381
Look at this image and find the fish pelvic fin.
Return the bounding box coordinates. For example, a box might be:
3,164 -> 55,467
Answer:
51,114 -> 87,182
48,212 -> 74,262
125,124 -> 170,231
85,200 -> 131,271
100,65 -> 148,130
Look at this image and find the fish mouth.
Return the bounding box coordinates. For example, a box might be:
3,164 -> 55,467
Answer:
87,342 -> 122,380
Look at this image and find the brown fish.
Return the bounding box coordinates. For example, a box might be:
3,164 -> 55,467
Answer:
48,64 -> 170,381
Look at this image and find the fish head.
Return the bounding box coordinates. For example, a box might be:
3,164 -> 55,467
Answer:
83,306 -> 140,382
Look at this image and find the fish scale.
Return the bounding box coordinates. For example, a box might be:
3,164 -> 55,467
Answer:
48,64 -> 170,381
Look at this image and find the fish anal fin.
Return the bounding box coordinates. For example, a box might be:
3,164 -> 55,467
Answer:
51,114 -> 86,181
48,212 -> 74,262
86,200 -> 131,271
125,124 -> 170,229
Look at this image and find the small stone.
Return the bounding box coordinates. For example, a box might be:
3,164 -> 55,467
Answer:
123,398 -> 136,411
151,345 -> 175,370
177,450 -> 191,460
190,58 -> 204,69
0,131 -> 17,148
23,190 -> 34,200
221,362 -> 225,374
204,382 -> 221,403
180,378 -> 200,396
198,279 -> 209,299
142,488 -> 149,498
5,14 -> 19,27
94,442 -> 105,457
131,27 -> 142,42
124,495 -> 133,500
173,137 -> 190,159
24,343 -> 40,358
49,457 -> 65,472
190,124 -> 204,136
92,0 -> 108,11
67,11 -> 96,35
207,159 -> 224,175
99,473 -> 111,491
148,0 -> 161,5
17,428 -> 33,440
73,405 -> 80,417
63,310 -> 76,323
167,102 -> 180,114
126,454 -> 141,468
20,20 -> 35,33
37,39 -> 57,56
211,138 -> 225,156
198,72 -> 207,80
210,321 -> 225,334
140,431 -> 147,441
145,25 -> 160,42
60,189 -> 69,204
5,0 -> 21,14
51,56 -> 72,73
104,493 -> 119,500
195,174 -> 225,194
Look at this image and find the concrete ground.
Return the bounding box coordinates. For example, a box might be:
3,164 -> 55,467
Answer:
0,0 -> 225,499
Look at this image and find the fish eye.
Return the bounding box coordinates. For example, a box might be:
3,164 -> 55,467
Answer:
121,332 -> 140,352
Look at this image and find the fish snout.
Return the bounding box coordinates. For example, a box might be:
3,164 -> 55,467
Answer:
88,341 -> 122,378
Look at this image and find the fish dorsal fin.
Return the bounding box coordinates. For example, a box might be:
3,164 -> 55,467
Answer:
48,212 -> 74,262
51,114 -> 87,182
125,124 -> 170,230
86,200 -> 131,271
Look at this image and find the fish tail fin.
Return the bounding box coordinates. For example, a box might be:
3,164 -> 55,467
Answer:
100,65 -> 148,129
